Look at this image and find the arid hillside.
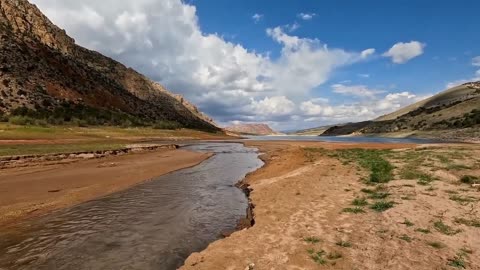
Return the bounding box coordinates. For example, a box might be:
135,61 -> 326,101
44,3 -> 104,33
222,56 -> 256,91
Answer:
0,0 -> 218,131
225,123 -> 278,135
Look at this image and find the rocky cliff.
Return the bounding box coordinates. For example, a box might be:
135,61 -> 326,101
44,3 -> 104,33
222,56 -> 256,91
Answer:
0,0 -> 217,131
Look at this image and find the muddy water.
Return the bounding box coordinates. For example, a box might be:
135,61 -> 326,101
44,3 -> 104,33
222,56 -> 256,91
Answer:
0,143 -> 263,270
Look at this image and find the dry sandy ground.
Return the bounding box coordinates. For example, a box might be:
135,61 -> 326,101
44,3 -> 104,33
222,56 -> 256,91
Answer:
0,148 -> 211,227
182,141 -> 480,270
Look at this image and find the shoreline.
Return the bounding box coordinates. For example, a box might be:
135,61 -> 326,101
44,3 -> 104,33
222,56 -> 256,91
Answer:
0,145 -> 213,228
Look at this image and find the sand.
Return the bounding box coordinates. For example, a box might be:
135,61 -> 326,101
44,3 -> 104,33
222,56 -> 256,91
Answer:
0,148 -> 212,227
182,141 -> 480,270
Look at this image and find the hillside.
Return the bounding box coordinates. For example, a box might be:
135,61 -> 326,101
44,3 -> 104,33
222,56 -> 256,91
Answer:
0,0 -> 218,131
225,123 -> 277,135
322,82 -> 480,139
290,124 -> 337,136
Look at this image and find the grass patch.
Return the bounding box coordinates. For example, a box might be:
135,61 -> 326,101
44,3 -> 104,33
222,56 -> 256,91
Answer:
401,219 -> 414,227
304,236 -> 321,244
415,228 -> 431,234
449,195 -> 478,204
335,240 -> 352,248
0,142 -> 127,156
426,241 -> 445,249
398,234 -> 412,242
454,217 -> 480,227
460,175 -> 480,185
342,207 -> 366,214
308,249 -> 327,265
448,255 -> 466,269
333,149 -> 393,183
370,201 -> 395,212
433,220 -> 462,235
369,192 -> 390,199
352,197 -> 368,206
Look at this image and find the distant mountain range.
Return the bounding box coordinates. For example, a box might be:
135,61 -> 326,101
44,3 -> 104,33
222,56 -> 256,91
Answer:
0,0 -> 218,131
225,123 -> 278,135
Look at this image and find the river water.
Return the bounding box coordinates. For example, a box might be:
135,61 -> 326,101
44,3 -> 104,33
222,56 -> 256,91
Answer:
0,143 -> 263,270
247,135 -> 443,144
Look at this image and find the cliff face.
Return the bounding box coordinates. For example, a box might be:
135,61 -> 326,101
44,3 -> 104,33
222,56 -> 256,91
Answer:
0,0 -> 217,130
225,123 -> 277,135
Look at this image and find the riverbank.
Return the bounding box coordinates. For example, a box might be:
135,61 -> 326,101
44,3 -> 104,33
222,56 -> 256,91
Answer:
0,147 -> 212,227
182,141 -> 480,269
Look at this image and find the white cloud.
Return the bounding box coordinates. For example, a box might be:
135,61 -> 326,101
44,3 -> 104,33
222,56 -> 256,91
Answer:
300,90 -> 429,123
383,41 -> 425,64
297,13 -> 316,20
360,48 -> 375,59
30,0 -> 380,128
472,56 -> 480,67
358,74 -> 370,78
252,13 -> 263,23
285,22 -> 300,32
331,84 -> 384,98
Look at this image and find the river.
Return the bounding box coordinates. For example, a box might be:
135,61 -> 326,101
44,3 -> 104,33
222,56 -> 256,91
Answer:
0,143 -> 263,270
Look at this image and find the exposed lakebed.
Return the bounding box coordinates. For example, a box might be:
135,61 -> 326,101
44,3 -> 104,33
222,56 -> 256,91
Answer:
0,143 -> 263,270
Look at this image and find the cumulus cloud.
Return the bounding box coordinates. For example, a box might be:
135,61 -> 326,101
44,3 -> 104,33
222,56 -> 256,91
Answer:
297,13 -> 316,20
252,13 -> 263,23
300,89 -> 429,123
331,84 -> 385,98
30,0 -> 383,128
383,41 -> 425,64
472,56 -> 480,67
360,48 -> 375,59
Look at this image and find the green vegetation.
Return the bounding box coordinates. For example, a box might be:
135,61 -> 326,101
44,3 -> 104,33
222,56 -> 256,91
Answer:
370,201 -> 395,212
454,217 -> 480,227
433,220 -> 462,235
368,192 -> 390,199
398,234 -> 412,242
304,237 -> 321,244
342,207 -> 366,214
449,195 -> 478,204
330,149 -> 394,183
448,254 -> 466,269
351,197 -> 368,206
415,228 -> 431,234
426,241 -> 445,249
401,219 -> 414,227
0,142 -> 127,157
434,108 -> 480,129
460,175 -> 480,185
335,240 -> 352,248
307,249 -> 327,265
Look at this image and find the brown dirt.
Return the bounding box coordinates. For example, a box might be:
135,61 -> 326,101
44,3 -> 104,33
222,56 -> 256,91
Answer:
0,148 -> 212,228
182,141 -> 480,270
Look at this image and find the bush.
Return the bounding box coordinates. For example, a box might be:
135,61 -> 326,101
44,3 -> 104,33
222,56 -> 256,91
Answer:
8,115 -> 36,125
152,120 -> 182,130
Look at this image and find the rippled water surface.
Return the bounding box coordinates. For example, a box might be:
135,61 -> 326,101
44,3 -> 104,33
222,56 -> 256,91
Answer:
0,143 -> 263,270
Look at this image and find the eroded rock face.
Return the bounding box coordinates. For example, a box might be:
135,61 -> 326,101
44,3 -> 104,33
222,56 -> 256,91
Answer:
0,0 -> 218,130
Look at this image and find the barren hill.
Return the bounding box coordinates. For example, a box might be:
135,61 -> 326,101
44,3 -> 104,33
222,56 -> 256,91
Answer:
225,123 -> 277,135
0,0 -> 218,131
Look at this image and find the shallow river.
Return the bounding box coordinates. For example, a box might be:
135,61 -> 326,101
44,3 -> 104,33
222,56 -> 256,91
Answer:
0,143 -> 263,270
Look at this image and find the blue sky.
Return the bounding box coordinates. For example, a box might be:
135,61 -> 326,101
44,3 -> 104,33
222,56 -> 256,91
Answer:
32,0 -> 480,130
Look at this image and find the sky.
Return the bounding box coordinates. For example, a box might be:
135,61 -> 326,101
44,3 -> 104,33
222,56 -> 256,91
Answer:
31,0 -> 480,131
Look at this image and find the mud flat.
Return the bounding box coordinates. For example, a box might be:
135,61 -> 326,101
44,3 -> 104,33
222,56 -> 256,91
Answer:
182,140 -> 480,269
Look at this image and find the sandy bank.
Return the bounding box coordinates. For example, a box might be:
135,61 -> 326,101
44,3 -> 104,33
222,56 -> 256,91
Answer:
182,141 -> 480,269
0,148 -> 212,227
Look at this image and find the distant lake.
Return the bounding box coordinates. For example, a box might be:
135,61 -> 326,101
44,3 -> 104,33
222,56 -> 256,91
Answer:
246,135 -> 443,144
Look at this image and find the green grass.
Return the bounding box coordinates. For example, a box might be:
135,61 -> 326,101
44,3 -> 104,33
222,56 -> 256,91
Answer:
401,219 -> 414,227
352,197 -> 369,206
448,255 -> 466,269
398,234 -> 412,242
304,236 -> 321,244
308,249 -> 327,265
335,240 -> 352,248
426,241 -> 445,249
370,201 -> 395,212
0,142 -> 127,156
342,207 -> 366,214
332,149 -> 394,183
415,228 -> 431,234
433,220 -> 462,235
369,192 -> 390,199
449,195 -> 478,204
454,217 -> 480,227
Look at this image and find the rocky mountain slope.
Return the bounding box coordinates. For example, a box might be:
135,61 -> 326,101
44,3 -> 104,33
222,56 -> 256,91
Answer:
321,82 -> 480,138
225,123 -> 277,135
0,0 -> 218,131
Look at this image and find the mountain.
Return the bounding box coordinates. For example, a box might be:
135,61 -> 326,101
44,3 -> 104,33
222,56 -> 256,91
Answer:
321,82 -> 480,138
225,123 -> 277,135
290,124 -> 341,136
0,0 -> 218,131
